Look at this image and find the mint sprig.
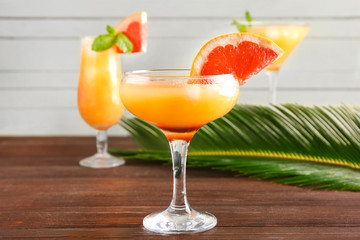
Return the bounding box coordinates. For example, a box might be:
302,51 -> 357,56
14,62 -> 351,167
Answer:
232,10 -> 252,32
92,34 -> 116,51
92,25 -> 133,53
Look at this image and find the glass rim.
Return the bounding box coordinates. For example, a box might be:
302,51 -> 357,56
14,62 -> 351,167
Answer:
124,69 -> 236,80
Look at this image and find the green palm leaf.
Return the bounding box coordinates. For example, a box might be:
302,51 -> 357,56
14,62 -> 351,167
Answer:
111,104 -> 360,191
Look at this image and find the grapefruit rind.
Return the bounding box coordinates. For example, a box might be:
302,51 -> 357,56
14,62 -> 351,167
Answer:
190,32 -> 284,78
115,12 -> 147,53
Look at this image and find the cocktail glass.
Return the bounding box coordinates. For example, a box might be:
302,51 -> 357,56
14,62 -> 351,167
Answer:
120,70 -> 240,234
77,37 -> 125,168
239,21 -> 309,104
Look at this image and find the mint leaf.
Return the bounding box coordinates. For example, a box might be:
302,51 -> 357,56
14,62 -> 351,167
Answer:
91,25 -> 134,52
92,34 -> 116,51
115,33 -> 133,53
245,10 -> 252,27
106,25 -> 116,35
232,20 -> 247,32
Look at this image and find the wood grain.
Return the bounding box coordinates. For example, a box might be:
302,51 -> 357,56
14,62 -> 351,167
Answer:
0,137 -> 360,239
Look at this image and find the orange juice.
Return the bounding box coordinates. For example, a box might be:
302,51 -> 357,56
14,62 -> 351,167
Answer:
248,25 -> 309,71
78,38 -> 125,130
120,81 -> 239,141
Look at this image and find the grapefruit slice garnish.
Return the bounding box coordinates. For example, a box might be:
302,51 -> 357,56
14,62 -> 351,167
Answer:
190,33 -> 284,85
115,12 -> 147,53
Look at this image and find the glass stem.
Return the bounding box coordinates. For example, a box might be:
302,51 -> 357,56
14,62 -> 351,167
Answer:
266,70 -> 279,105
96,130 -> 108,155
168,140 -> 191,214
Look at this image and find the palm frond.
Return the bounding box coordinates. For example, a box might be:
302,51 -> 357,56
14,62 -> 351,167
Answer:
111,104 -> 360,191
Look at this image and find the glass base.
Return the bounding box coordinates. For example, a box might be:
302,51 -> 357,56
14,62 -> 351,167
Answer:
79,153 -> 125,168
143,208 -> 217,234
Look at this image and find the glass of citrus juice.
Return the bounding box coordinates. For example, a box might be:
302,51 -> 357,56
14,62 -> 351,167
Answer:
77,37 -> 125,168
120,70 -> 239,234
238,21 -> 309,104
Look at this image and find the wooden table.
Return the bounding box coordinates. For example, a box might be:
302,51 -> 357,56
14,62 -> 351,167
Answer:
1,137 -> 360,239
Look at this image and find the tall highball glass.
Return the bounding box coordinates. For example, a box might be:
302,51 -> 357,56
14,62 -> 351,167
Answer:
77,37 -> 125,168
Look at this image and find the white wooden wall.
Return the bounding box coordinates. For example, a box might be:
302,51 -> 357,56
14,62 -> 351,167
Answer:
1,0 -> 360,136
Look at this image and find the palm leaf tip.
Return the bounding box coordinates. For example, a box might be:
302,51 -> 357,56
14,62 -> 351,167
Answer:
114,104 -> 360,192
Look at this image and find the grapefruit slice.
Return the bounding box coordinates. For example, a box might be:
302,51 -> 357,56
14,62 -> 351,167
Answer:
190,33 -> 284,85
115,12 -> 147,53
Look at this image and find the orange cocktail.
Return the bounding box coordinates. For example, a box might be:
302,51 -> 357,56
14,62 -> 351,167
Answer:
77,37 -> 125,168
120,70 -> 239,234
247,24 -> 309,72
120,33 -> 283,234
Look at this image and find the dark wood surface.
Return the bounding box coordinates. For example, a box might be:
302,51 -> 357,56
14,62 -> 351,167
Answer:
1,137 -> 360,239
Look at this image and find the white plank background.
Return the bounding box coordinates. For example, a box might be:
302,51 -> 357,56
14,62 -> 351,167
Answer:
0,0 -> 360,136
